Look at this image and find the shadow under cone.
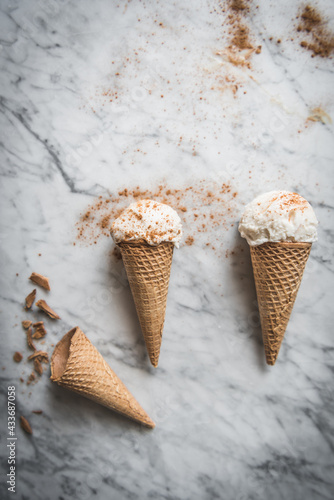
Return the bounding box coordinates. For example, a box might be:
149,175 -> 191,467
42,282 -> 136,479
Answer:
119,241 -> 174,367
250,242 -> 311,365
50,327 -> 155,428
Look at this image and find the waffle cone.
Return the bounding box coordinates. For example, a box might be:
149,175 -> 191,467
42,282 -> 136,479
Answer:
50,327 -> 155,428
118,241 -> 174,367
250,242 -> 311,365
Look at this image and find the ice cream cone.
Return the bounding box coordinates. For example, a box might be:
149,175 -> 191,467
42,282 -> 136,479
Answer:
250,242 -> 311,365
50,327 -> 155,428
118,241 -> 174,367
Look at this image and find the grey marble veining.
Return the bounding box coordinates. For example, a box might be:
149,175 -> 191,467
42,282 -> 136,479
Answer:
1,0 -> 334,499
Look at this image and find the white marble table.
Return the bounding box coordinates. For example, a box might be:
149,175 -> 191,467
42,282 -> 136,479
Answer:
1,1 -> 334,499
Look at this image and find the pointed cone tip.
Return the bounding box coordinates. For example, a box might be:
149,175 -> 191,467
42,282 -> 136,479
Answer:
150,357 -> 159,368
146,418 -> 156,429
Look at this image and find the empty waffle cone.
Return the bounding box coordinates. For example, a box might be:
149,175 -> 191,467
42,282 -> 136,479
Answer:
118,241 -> 174,367
50,327 -> 155,428
250,242 -> 311,365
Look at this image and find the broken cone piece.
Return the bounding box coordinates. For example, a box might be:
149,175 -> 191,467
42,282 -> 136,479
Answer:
26,327 -> 36,351
20,416 -> 33,434
32,321 -> 47,339
13,352 -> 23,363
36,299 -> 60,319
25,289 -> 36,309
50,327 -> 155,428
22,320 -> 32,329
28,351 -> 49,363
29,272 -> 51,291
34,358 -> 43,375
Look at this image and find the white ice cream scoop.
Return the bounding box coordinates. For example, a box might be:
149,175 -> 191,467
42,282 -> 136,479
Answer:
111,199 -> 182,247
238,190 -> 318,246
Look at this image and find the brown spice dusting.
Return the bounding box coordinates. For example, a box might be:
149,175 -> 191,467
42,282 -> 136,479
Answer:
278,192 -> 309,212
185,236 -> 194,246
29,272 -> 51,291
100,216 -> 111,230
22,320 -> 32,329
226,0 -> 255,54
212,0 -> 258,78
25,289 -> 36,309
75,180 -> 238,248
13,352 -> 23,363
36,300 -> 60,319
231,25 -> 253,50
20,416 -> 33,434
296,5 -> 334,58
230,0 -> 249,12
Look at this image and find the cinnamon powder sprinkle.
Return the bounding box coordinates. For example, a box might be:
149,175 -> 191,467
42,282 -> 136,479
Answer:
185,236 -> 195,246
296,5 -> 334,58
222,0 -> 257,57
278,192 -> 309,211
75,180 -> 238,249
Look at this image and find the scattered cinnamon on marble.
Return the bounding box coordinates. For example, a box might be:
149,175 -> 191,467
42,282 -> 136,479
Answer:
296,5 -> 334,58
75,180 -> 238,250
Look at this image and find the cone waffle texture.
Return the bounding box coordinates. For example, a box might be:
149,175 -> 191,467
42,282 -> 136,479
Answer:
119,241 -> 174,367
250,242 -> 311,365
50,327 -> 155,428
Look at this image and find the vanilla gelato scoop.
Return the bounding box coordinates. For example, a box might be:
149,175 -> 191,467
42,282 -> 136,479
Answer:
238,190 -> 318,246
111,199 -> 182,247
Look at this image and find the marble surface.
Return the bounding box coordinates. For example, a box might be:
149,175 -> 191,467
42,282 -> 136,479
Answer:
1,0 -> 334,499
